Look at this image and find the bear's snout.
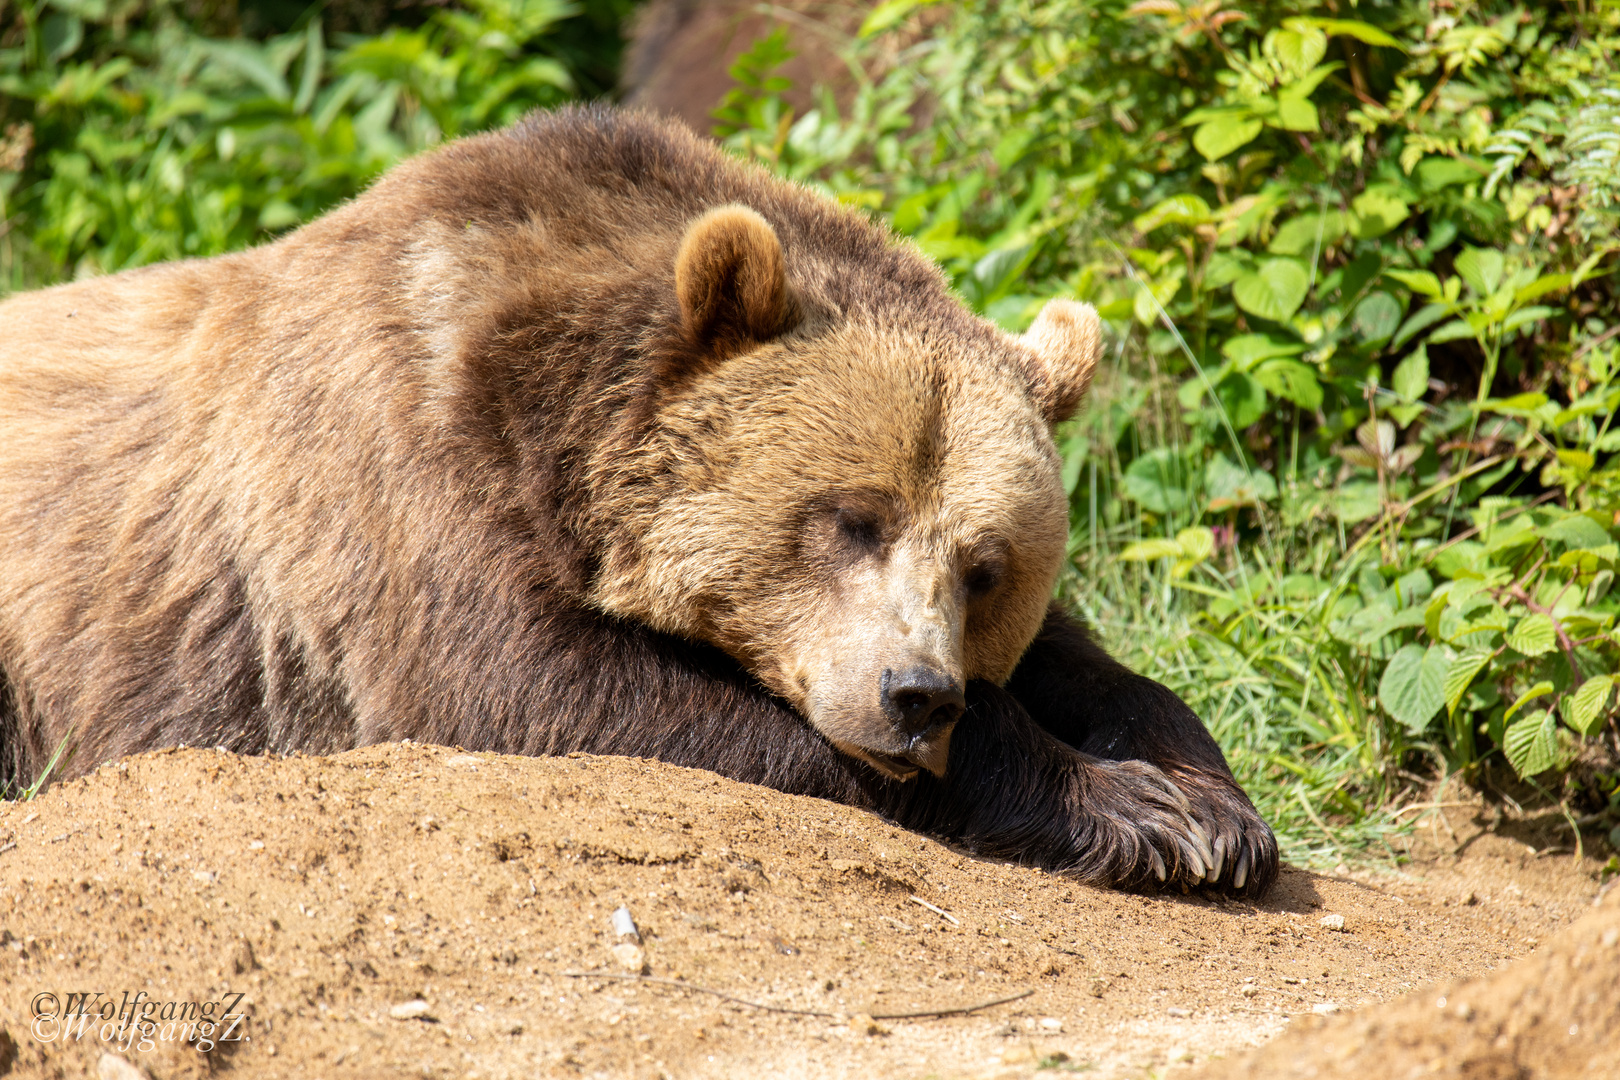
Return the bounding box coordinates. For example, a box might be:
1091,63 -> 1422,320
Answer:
881,665 -> 965,737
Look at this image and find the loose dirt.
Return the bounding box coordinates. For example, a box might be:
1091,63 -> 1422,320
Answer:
0,744 -> 1612,1080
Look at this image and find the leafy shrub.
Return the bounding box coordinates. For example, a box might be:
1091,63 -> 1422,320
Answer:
0,0 -> 613,288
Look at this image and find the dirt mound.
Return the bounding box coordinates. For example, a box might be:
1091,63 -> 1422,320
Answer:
0,744 -> 1607,1079
1190,886 -> 1619,1080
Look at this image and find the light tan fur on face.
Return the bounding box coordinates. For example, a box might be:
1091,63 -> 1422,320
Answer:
588,311 -> 1075,780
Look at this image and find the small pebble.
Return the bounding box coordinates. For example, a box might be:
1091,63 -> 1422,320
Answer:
1167,1007 -> 1191,1018
611,942 -> 648,974
97,1055 -> 148,1080
1311,1003 -> 1340,1015
848,1013 -> 889,1037
1240,984 -> 1259,998
612,906 -> 641,944
1039,1016 -> 1063,1032
1453,1002 -> 1474,1020
1318,914 -> 1346,931
389,1000 -> 432,1021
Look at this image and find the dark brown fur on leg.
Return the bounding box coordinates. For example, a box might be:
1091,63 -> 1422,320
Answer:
1004,606 -> 1280,897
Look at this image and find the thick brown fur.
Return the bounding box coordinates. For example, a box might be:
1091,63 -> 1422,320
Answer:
0,106 -> 1277,897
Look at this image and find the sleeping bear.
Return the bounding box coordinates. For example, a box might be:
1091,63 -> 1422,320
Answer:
0,106 -> 1277,896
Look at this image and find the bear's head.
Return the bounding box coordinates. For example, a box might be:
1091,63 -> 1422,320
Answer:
589,205 -> 1100,782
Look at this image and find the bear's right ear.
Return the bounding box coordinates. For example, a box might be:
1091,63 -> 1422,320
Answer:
674,205 -> 796,363
1019,298 -> 1102,424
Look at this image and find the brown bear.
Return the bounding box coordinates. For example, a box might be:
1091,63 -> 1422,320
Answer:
0,105 -> 1277,896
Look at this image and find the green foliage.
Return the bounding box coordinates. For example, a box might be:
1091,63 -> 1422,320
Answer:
0,0 -> 597,287
718,0 -> 1620,854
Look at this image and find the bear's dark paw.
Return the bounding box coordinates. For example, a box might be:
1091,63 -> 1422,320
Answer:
1170,770 -> 1280,900
1066,758 -> 1223,894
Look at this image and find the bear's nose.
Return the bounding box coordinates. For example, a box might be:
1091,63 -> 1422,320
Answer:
881,666 -> 966,737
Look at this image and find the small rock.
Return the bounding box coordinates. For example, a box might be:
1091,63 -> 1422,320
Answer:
389,1000 -> 433,1021
1601,928 -> 1618,949
612,906 -> 641,944
1167,1007 -> 1191,1018
848,1013 -> 889,1037
98,1053 -> 149,1080
1460,891 -> 1478,906
611,942 -> 647,974
1318,914 -> 1346,931
1311,1003 -> 1340,1015
1038,1016 -> 1063,1032
229,939 -> 257,975
1087,975 -> 1111,998
191,870 -> 217,885
1453,1002 -> 1474,1021
1240,984 -> 1259,998
445,754 -> 482,768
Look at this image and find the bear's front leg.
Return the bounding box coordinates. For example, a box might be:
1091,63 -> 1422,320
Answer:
1000,606 -> 1279,898
873,683 -> 1247,894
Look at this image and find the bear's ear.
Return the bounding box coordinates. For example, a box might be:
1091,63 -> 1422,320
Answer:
1019,298 -> 1102,424
674,204 -> 796,362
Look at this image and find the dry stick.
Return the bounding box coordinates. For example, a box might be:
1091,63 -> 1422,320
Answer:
909,895 -> 960,925
558,972 -> 1033,1021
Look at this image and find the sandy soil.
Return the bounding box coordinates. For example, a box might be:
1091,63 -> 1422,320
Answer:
0,743 -> 1613,1080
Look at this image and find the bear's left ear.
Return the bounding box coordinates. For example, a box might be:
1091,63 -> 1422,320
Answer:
1019,298 -> 1102,424
674,204 -> 797,363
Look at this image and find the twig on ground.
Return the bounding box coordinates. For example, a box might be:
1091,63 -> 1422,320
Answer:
909,895 -> 960,925
1391,801 -> 1475,819
558,971 -> 1032,1021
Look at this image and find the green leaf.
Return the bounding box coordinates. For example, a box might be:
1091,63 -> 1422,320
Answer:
1454,246 -> 1505,296
1176,526 -> 1216,562
1384,269 -> 1443,297
1221,333 -> 1303,369
1269,212 -> 1348,255
1194,115 -> 1263,160
1515,273 -> 1571,303
1502,709 -> 1559,777
1286,17 -> 1404,48
1352,292 -> 1403,343
1416,157 -> 1483,191
1272,95 -> 1319,132
1232,258 -> 1309,322
1428,319 -> 1478,344
1537,514 -> 1613,550
1505,614 -> 1558,657
859,0 -> 933,38
1253,359 -> 1323,410
1119,538 -> 1184,562
1392,345 -> 1430,401
1204,452 -> 1277,510
1123,449 -> 1191,515
1351,188 -> 1410,237
1269,28 -> 1327,75
1379,644 -> 1448,733
1568,675 -> 1615,737
1502,305 -> 1555,332
1215,372 -> 1268,428
1444,650 -> 1493,717
1393,303 -> 1452,349
1505,680 -> 1557,722
1134,194 -> 1214,233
